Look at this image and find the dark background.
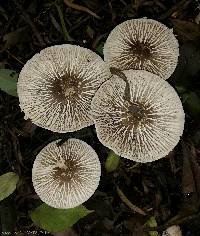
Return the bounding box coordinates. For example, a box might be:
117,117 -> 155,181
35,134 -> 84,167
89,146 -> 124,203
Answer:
0,0 -> 200,235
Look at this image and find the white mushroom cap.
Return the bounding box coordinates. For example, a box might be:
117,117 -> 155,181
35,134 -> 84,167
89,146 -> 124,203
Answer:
17,44 -> 111,133
32,138 -> 101,209
162,225 -> 182,236
91,70 -> 185,163
104,18 -> 179,80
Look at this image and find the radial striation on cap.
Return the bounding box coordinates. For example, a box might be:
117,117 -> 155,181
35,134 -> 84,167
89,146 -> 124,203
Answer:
32,138 -> 101,209
91,70 -> 185,163
17,44 -> 111,133
104,18 -> 179,80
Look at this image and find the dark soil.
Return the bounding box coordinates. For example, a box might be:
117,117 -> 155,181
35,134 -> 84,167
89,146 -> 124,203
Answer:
0,0 -> 200,235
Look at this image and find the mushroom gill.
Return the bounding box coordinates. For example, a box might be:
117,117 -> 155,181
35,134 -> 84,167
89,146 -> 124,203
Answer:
91,70 -> 185,162
104,18 -> 179,80
32,138 -> 101,209
17,44 -> 111,133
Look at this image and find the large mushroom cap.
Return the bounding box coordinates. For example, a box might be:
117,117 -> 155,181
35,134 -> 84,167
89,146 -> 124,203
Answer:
32,138 -> 101,209
17,44 -> 111,133
104,18 -> 179,80
91,70 -> 185,163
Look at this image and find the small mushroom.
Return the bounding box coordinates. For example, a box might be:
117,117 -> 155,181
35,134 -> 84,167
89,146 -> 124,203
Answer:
17,44 -> 111,133
104,18 -> 179,80
32,138 -> 101,208
91,69 -> 184,162
162,225 -> 182,236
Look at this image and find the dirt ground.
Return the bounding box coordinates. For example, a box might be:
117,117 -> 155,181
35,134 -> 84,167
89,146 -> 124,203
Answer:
0,0 -> 200,235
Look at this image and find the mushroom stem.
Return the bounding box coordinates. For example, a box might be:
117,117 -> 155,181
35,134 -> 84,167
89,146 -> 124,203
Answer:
110,67 -> 146,125
110,67 -> 131,101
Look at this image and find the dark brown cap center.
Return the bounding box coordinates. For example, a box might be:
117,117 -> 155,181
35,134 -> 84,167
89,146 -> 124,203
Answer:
128,102 -> 146,121
130,41 -> 152,61
52,158 -> 81,184
51,74 -> 80,102
121,101 -> 153,129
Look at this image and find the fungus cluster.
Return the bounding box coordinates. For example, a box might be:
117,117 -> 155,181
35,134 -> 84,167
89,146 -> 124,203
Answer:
91,18 -> 184,162
18,44 -> 110,208
17,18 -> 184,209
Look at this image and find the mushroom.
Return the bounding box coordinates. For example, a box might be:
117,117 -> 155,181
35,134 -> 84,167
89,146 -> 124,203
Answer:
104,18 -> 179,80
162,225 -> 182,236
32,138 -> 101,208
17,44 -> 111,133
91,69 -> 185,162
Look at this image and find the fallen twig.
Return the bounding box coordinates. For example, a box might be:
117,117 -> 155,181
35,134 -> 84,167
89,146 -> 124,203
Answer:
63,0 -> 101,19
6,50 -> 24,65
116,185 -> 146,216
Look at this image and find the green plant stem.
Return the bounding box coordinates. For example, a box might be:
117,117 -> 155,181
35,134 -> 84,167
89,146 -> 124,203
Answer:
56,4 -> 70,41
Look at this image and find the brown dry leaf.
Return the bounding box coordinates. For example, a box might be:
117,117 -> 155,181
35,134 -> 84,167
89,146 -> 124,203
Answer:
20,119 -> 37,137
165,142 -> 200,226
158,0 -> 192,20
166,150 -> 177,174
182,142 -> 196,195
171,19 -> 200,42
182,142 -> 200,196
189,145 -> 200,195
180,141 -> 200,214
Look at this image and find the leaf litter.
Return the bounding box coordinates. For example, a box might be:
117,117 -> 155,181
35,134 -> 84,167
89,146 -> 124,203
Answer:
0,0 -> 200,235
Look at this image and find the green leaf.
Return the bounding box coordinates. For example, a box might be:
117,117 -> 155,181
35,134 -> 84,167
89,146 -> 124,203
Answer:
171,19 -> 200,42
0,69 -> 18,97
30,204 -> 93,232
105,150 -> 120,173
0,172 -> 19,201
147,216 -> 158,236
